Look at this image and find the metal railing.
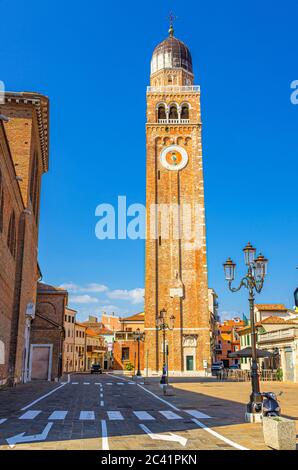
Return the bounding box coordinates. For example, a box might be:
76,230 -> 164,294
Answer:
157,118 -> 189,124
147,85 -> 200,93
215,369 -> 279,381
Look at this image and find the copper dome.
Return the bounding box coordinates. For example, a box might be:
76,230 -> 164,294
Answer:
151,34 -> 193,75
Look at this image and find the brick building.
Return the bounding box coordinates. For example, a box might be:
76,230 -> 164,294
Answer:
215,317 -> 245,368
29,283 -> 67,381
0,92 -> 49,386
144,25 -> 211,375
113,312 -> 145,372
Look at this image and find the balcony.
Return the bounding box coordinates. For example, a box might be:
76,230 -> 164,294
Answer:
87,345 -> 106,353
258,328 -> 297,343
157,118 -> 189,124
115,331 -> 135,341
147,85 -> 200,93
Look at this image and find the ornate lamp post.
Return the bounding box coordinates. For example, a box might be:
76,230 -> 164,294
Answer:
133,328 -> 145,377
223,242 -> 268,418
156,308 -> 175,385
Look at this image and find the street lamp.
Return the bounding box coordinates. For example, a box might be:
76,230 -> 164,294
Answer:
223,242 -> 268,419
133,328 -> 145,377
156,308 -> 175,385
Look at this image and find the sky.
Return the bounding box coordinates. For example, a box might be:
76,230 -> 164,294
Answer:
1,0 -> 298,322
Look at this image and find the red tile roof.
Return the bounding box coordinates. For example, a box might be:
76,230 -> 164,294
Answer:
255,304 -> 287,311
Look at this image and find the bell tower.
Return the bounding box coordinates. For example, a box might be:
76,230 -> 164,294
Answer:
144,23 -> 211,375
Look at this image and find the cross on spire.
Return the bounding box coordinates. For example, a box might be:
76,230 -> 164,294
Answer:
168,11 -> 177,37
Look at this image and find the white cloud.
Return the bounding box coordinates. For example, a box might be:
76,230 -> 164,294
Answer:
59,282 -> 108,293
107,288 -> 144,304
70,295 -> 99,304
84,283 -> 108,293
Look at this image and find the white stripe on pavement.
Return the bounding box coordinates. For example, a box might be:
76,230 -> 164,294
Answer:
48,411 -> 68,420
79,411 -> 95,420
100,401 -> 104,407
117,383 -> 124,385
136,384 -> 180,411
186,410 -> 211,419
19,410 -> 41,420
133,411 -> 155,421
159,410 -> 182,420
106,383 -> 113,385
107,411 -> 124,420
21,382 -> 67,411
71,382 -> 79,385
192,419 -> 249,451
83,382 -> 90,385
101,420 -> 109,450
0,418 -> 7,425
128,382 -> 136,385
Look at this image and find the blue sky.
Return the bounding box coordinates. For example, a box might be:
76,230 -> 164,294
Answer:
1,0 -> 298,321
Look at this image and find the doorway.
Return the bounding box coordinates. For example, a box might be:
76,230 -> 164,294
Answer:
29,344 -> 52,381
186,355 -> 194,371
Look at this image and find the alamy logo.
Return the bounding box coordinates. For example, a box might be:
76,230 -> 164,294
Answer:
290,80 -> 298,104
95,196 -> 205,249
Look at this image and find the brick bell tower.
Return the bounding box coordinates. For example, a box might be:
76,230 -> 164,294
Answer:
144,22 -> 211,375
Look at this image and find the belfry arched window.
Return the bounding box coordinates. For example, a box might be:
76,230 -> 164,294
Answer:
169,104 -> 178,120
181,104 -> 189,120
7,210 -> 16,258
0,169 -> 3,233
157,105 -> 166,121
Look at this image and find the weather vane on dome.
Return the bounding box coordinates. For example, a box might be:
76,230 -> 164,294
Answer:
168,11 -> 177,37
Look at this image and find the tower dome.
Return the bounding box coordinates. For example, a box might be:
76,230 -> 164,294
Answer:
150,25 -> 193,76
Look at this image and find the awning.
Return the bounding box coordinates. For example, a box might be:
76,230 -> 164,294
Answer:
228,347 -> 277,358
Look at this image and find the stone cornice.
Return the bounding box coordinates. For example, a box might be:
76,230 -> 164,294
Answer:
4,92 -> 49,172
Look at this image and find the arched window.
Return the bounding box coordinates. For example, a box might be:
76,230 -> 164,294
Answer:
29,152 -> 39,221
181,104 -> 189,120
169,105 -> 178,120
7,210 -> 16,258
0,169 -> 3,233
157,105 -> 166,120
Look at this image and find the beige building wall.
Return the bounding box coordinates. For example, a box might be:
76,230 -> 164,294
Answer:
63,307 -> 76,373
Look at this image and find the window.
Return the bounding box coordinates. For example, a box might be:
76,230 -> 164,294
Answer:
157,105 -> 166,120
0,169 -> 3,233
169,105 -> 178,120
7,211 -> 16,258
181,104 -> 189,119
122,347 -> 130,361
29,152 -> 40,221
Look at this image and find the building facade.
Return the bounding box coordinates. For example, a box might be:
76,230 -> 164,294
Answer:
113,313 -> 145,372
63,307 -> 76,373
215,317 -> 245,368
29,283 -> 67,381
85,328 -> 106,370
144,25 -> 211,375
74,322 -> 86,372
0,92 -> 49,386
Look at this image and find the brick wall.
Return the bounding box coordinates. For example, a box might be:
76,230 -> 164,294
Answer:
30,284 -> 67,381
0,94 -> 49,385
113,339 -> 144,372
144,67 -> 211,374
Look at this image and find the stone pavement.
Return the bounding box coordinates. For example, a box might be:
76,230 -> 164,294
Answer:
140,376 -> 298,450
0,374 -> 297,450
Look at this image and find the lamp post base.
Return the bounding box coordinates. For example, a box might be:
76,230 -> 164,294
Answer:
160,375 -> 167,385
245,412 -> 262,423
245,392 -> 262,422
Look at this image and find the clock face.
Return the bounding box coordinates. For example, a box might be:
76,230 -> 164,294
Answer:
160,145 -> 188,171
